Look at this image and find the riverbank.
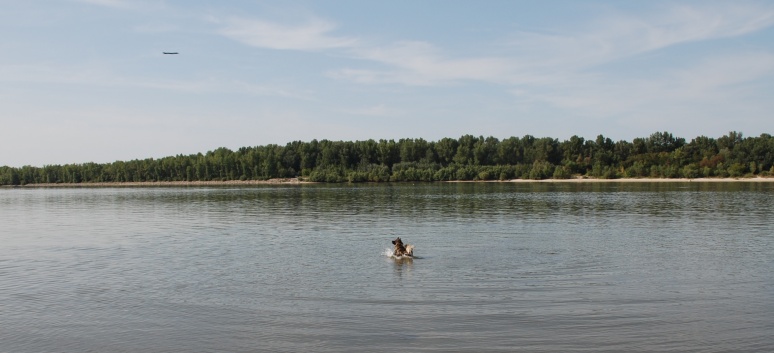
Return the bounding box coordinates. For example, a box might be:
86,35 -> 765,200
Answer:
503,176 -> 774,183
8,176 -> 774,187
14,178 -> 312,187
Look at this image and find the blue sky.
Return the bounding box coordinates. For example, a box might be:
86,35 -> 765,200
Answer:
2,0 -> 773,167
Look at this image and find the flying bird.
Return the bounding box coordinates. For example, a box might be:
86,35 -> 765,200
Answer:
163,52 -> 179,55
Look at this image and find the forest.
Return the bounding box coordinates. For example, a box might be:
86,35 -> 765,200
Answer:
1,131 -> 773,185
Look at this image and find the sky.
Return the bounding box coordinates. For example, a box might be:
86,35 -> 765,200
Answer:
2,0 -> 773,167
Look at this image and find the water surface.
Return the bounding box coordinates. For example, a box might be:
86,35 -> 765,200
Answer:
1,183 -> 772,352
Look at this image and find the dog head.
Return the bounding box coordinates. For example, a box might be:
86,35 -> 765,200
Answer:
392,237 -> 412,257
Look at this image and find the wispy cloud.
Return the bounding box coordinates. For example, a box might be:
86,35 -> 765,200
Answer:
498,3 -> 774,119
328,41 -> 515,86
637,3 -> 774,49
0,63 -> 207,92
341,104 -> 400,117
209,2 -> 774,139
72,0 -> 131,8
505,3 -> 774,70
219,17 -> 357,51
325,3 -> 774,87
515,52 -> 774,120
133,23 -> 179,33
70,0 -> 167,12
671,52 -> 774,95
0,63 -> 315,101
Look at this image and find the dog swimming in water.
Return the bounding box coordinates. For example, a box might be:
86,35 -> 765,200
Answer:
391,237 -> 414,258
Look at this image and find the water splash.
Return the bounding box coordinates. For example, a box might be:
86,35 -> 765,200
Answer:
382,247 -> 419,259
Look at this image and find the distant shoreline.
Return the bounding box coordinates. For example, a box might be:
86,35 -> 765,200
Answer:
8,176 -> 774,187
14,178 -> 311,187
501,177 -> 774,183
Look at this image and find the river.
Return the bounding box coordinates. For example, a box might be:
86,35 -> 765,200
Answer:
1,182 -> 772,352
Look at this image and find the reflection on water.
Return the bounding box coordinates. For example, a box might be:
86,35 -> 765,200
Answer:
1,183 -> 773,352
391,256 -> 414,281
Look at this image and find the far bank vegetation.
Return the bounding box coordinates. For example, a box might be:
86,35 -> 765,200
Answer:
2,131 -> 773,185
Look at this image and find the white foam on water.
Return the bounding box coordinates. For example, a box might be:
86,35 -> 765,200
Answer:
382,247 -> 418,259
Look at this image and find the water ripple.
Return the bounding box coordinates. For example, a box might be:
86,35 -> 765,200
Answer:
1,184 -> 772,352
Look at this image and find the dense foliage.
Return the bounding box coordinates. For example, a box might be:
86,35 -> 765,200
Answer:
2,131 -> 773,185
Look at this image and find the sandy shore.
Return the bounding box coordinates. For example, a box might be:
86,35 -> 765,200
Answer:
503,177 -> 774,183
13,176 -> 774,187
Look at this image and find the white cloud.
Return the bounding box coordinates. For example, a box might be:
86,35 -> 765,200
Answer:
70,0 -> 165,11
327,3 -> 774,87
341,104 -> 400,117
133,23 -> 178,33
0,63 -> 208,93
212,3 -> 774,89
643,3 -> 774,47
513,52 -> 774,126
506,3 -> 774,70
72,0 -> 131,8
670,53 -> 774,94
5,1 -> 774,167
219,17 -> 357,51
329,41 -> 517,86
504,4 -> 774,134
230,80 -> 318,101
0,63 -> 318,101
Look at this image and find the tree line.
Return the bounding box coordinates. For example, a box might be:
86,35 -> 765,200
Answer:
2,131 -> 773,185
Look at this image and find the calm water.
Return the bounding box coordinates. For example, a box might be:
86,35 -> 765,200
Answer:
1,183 -> 773,352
